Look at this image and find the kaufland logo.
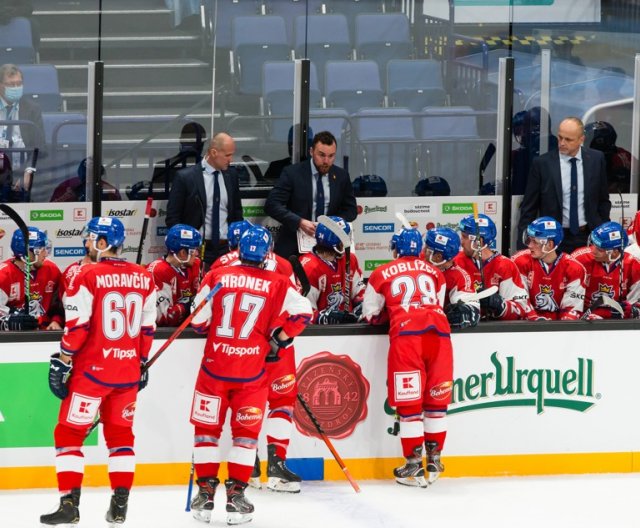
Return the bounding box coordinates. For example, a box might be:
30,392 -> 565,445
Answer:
449,352 -> 598,415
363,223 -> 394,233
107,208 -> 137,217
54,247 -> 85,257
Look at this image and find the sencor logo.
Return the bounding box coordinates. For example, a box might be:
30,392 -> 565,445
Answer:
363,223 -> 394,233
30,210 -> 64,221
54,247 -> 85,257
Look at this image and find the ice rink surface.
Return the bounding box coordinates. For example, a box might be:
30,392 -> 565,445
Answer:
3,473 -> 640,528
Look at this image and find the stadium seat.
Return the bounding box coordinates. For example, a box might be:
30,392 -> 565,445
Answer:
309,107 -> 350,165
387,59 -> 446,111
19,64 -> 63,113
324,60 -> 384,114
354,14 -> 413,71
0,18 -> 35,65
267,0 -> 327,43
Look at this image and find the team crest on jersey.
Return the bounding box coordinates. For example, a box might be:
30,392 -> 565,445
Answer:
235,406 -> 263,427
535,284 -> 559,312
271,374 -> 296,394
294,352 -> 370,440
473,280 -> 483,292
593,284 -> 614,303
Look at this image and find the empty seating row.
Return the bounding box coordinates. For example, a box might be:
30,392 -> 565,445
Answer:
0,17 -> 36,65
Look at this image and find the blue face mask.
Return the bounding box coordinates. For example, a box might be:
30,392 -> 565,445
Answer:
4,85 -> 23,104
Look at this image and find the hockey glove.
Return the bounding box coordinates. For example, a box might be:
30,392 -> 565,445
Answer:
445,303 -> 480,329
3,311 -> 38,331
267,328 -> 294,362
480,292 -> 506,318
48,353 -> 72,400
139,361 -> 149,391
612,301 -> 640,320
317,308 -> 359,325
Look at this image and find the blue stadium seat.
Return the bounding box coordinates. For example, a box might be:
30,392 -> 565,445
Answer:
325,0 -> 384,36
324,60 -> 384,114
387,59 -> 446,111
294,14 -> 352,90
231,16 -> 291,96
267,0 -> 327,43
0,18 -> 35,65
354,14 -> 413,71
19,64 -> 63,113
207,0 -> 267,49
352,107 -> 417,196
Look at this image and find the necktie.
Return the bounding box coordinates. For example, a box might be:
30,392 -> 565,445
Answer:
211,170 -> 220,246
315,173 -> 325,220
569,157 -> 579,235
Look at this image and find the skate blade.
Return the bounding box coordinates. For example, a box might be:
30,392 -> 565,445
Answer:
395,475 -> 430,488
192,509 -> 213,523
266,477 -> 301,493
248,477 -> 262,490
226,511 -> 253,525
106,521 -> 125,528
41,524 -> 77,528
428,471 -> 441,485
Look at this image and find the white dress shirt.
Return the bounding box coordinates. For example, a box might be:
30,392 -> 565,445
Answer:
201,158 -> 229,240
560,151 -> 586,229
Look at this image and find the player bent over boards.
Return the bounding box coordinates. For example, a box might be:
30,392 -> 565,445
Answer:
188,225 -> 312,525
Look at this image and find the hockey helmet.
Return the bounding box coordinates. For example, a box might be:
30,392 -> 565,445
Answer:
458,213 -> 497,246
393,228 -> 422,257
239,225 -> 272,263
585,121 -> 617,154
414,176 -> 451,197
352,175 -> 388,197
524,216 -> 564,247
165,224 -> 202,254
83,216 -> 126,248
315,216 -> 350,256
424,227 -> 460,263
227,220 -> 253,250
589,221 -> 628,251
11,226 -> 49,257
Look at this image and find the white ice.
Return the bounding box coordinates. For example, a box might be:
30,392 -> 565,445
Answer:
3,474 -> 639,528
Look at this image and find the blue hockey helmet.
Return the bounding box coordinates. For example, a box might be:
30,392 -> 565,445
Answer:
393,228 -> 422,257
424,227 -> 460,263
165,224 -> 202,254
83,216 -> 126,248
414,176 -> 451,197
589,221 -> 628,251
227,219 -> 253,250
524,216 -> 564,247
11,226 -> 49,257
315,216 -> 350,256
239,225 -> 272,263
458,213 -> 497,246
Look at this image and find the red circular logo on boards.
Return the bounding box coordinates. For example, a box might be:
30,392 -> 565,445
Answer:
294,351 -> 370,440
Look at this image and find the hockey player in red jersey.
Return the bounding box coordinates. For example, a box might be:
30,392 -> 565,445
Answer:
571,221 -> 640,319
625,210 -> 640,260
454,213 -> 532,320
0,226 -> 62,330
212,220 -> 306,492
362,228 -> 452,488
41,216 -> 157,527
299,216 -> 364,324
146,224 -> 202,326
513,217 -> 586,320
188,225 -> 312,525
423,227 -> 480,329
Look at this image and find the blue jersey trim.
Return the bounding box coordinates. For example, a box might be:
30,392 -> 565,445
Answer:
84,371 -> 139,389
201,363 -> 265,383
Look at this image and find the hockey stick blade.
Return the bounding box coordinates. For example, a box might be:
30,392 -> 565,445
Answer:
457,285 -> 498,303
289,255 -> 310,296
395,212 -> 413,230
601,295 -> 624,316
318,215 -> 351,249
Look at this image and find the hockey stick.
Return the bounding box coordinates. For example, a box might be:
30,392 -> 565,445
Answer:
185,453 -> 195,512
86,282 -> 223,438
471,202 -> 486,289
296,394 -> 361,493
580,294 -> 624,320
478,143 -> 496,190
0,203 -> 30,313
318,215 -> 352,312
136,186 -> 154,265
395,211 -> 413,230
241,154 -> 265,183
289,255 -> 310,296
457,285 -> 498,303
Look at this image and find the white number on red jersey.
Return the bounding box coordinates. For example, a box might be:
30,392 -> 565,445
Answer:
217,292 -> 266,339
103,292 -> 144,340
390,275 -> 438,307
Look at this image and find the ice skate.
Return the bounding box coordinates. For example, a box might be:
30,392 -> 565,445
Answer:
248,454 -> 261,489
225,478 -> 254,525
190,477 -> 219,523
40,488 -> 81,526
426,441 -> 444,484
105,487 -> 129,526
393,458 -> 429,488
266,444 -> 301,493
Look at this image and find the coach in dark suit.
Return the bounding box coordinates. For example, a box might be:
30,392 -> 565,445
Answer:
166,132 -> 243,266
265,130 -> 358,258
518,116 -> 611,254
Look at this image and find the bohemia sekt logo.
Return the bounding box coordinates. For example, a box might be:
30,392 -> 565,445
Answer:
294,351 -> 370,439
449,351 -> 598,415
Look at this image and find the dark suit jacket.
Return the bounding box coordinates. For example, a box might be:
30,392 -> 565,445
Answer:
264,159 -> 358,257
165,164 -> 243,233
17,97 -> 44,155
517,146 -> 611,243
